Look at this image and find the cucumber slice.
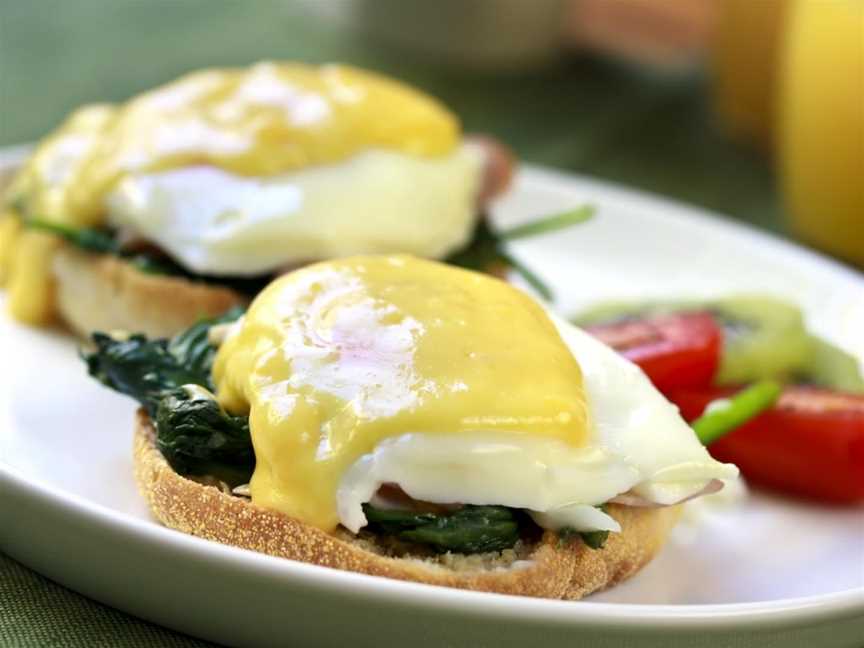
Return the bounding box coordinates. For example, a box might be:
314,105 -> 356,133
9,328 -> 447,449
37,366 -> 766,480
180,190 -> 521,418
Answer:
574,295 -> 815,385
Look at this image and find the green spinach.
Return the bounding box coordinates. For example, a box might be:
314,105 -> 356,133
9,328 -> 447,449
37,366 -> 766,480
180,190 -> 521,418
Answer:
446,218 -> 554,301
446,206 -> 594,302
26,218 -> 270,294
364,504 -> 521,554
155,387 -> 254,486
83,307 -> 243,415
558,527 -> 610,550
28,219 -> 119,254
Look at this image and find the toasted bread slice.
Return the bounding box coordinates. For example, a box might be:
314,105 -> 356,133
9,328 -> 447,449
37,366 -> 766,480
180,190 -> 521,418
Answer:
133,411 -> 681,599
53,245 -> 247,339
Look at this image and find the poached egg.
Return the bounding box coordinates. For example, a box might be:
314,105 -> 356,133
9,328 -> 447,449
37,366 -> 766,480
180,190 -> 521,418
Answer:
0,62 -> 483,323
212,255 -> 738,534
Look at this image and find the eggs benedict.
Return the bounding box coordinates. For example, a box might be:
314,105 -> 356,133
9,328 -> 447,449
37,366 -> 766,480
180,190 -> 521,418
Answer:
0,62 -> 513,338
85,256 -> 737,599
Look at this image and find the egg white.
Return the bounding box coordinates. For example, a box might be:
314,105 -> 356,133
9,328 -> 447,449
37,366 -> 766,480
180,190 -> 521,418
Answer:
336,313 -> 739,534
106,144 -> 483,276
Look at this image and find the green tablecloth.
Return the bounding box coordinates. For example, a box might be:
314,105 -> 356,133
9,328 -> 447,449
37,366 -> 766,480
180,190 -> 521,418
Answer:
0,1 -> 785,645
0,554 -> 217,647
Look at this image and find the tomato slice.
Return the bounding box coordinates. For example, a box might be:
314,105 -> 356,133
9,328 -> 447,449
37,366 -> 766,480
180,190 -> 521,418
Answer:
584,312 -> 722,394
669,385 -> 864,503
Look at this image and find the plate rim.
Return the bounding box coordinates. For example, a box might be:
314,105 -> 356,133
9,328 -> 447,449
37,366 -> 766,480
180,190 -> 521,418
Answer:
512,164 -> 863,290
3,461 -> 863,629
1,144 -> 862,630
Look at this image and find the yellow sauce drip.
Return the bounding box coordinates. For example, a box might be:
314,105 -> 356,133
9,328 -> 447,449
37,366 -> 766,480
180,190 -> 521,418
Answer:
0,213 -> 21,287
1,105 -> 114,322
9,104 -> 117,226
213,256 -> 589,531
7,230 -> 61,324
0,62 -> 461,325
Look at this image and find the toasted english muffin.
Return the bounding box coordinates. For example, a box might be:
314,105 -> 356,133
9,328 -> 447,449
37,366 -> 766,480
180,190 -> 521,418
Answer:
53,245 -> 247,339
133,411 -> 682,600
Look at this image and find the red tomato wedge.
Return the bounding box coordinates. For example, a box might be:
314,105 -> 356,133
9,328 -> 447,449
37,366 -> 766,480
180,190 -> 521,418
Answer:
584,312 -> 722,394
670,386 -> 864,503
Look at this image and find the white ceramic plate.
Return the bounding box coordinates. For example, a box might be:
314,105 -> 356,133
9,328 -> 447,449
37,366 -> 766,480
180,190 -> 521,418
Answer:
1,149 -> 863,648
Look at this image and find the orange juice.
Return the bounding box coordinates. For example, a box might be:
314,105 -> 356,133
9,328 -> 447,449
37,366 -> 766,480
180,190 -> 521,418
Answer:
712,0 -> 790,149
779,0 -> 864,266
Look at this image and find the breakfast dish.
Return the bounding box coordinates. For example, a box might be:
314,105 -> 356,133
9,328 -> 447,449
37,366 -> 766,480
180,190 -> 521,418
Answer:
3,157 -> 863,646
0,62 -> 514,338
85,255 -> 737,598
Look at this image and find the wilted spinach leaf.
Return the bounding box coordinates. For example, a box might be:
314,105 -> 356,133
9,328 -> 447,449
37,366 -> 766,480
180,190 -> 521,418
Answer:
364,504 -> 520,553
155,387 -> 254,486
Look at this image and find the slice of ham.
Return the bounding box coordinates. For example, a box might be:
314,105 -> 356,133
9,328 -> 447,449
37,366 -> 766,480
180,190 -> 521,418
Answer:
369,483 -> 461,514
368,479 -> 725,517
608,478 -> 725,507
465,133 -> 517,207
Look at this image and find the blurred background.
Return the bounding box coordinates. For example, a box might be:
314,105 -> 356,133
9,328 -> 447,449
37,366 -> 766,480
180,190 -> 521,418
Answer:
0,0 -> 860,267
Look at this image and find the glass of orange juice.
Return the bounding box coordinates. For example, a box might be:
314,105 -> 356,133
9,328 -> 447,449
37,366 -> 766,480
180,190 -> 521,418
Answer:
712,0 -> 789,149
779,0 -> 863,267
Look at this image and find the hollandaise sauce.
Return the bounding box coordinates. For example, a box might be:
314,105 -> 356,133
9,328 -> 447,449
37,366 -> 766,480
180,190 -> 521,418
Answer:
0,62 -> 463,324
213,256 -> 589,531
1,105 -> 114,323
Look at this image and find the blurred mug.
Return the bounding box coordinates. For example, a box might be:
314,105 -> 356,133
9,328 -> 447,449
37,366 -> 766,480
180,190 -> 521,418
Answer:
347,0 -> 568,71
343,0 -> 715,71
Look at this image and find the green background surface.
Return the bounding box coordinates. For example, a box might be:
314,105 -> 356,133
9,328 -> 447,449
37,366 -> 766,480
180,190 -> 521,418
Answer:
0,1 -> 786,645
